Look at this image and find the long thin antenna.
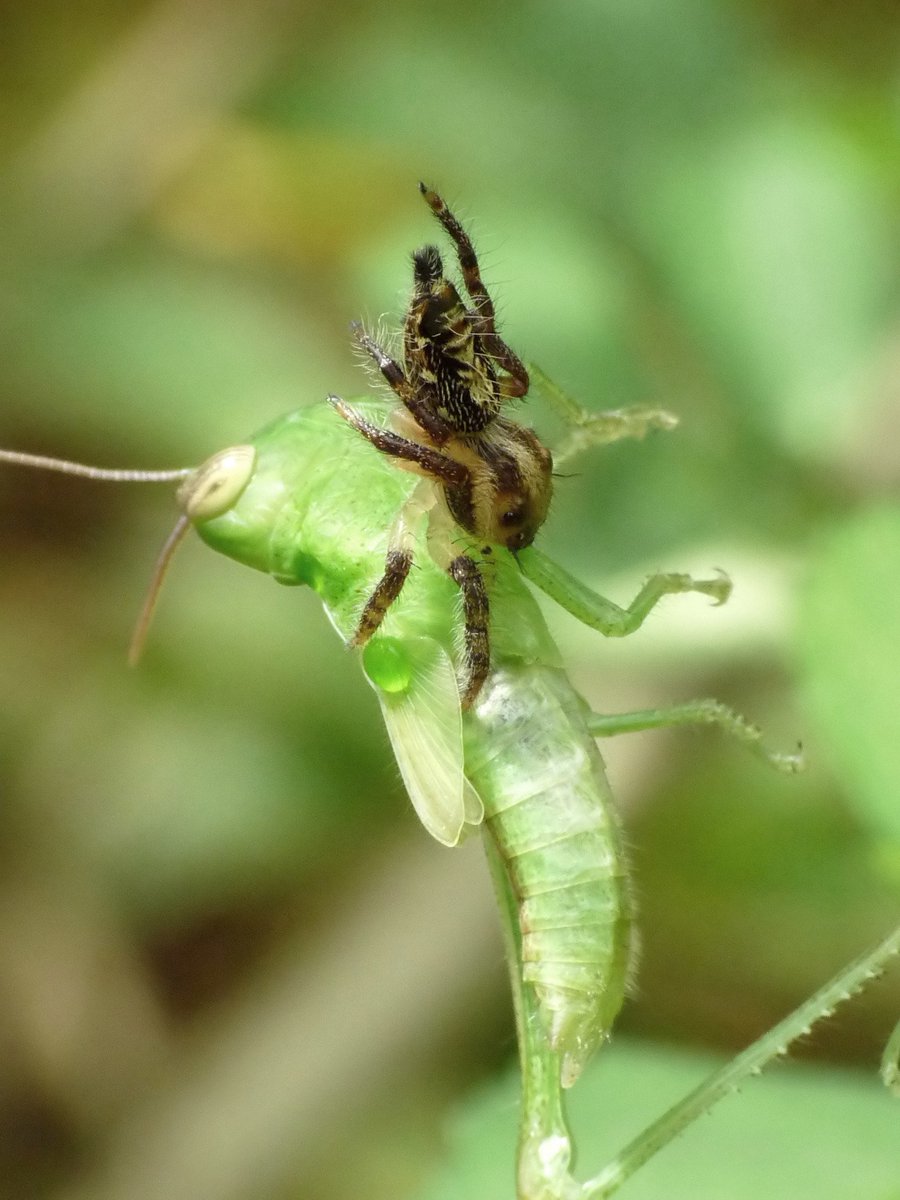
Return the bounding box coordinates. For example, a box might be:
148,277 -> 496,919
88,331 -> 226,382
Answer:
127,515 -> 192,666
0,445 -> 203,665
0,448 -> 192,482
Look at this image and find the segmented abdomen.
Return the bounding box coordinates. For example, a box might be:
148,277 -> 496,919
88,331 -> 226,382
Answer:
465,664 -> 633,1087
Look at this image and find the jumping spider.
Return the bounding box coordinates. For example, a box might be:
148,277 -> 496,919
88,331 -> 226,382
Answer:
329,184 -> 553,707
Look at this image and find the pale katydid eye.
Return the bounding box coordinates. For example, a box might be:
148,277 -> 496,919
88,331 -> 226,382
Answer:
176,445 -> 256,521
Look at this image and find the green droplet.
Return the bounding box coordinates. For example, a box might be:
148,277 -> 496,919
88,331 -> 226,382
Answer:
363,637 -> 411,694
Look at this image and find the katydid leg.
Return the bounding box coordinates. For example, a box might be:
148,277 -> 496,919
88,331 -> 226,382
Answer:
527,362 -> 678,467
586,700 -> 803,773
518,546 -> 731,638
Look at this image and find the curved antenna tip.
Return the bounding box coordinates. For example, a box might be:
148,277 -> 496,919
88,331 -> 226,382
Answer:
128,514 -> 191,666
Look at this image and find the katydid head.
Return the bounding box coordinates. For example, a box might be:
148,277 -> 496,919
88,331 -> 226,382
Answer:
175,445 -> 256,521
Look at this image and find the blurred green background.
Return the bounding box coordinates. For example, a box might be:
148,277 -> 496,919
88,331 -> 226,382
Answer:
0,2 -> 898,1198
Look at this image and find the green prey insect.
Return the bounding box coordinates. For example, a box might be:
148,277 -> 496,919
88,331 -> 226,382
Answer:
1,187 -> 895,1200
4,395 -> 897,1199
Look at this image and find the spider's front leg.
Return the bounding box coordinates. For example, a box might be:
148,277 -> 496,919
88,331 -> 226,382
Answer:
419,184 -> 495,328
352,546 -> 414,647
418,184 -> 529,400
351,323 -> 453,445
420,485 -> 495,709
329,396 -> 465,484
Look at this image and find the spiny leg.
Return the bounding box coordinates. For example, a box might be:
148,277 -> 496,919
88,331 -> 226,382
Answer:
526,361 -> 678,468
419,183 -> 529,399
420,183 -> 495,328
447,554 -> 491,708
586,700 -> 803,773
518,545 -> 731,638
351,321 -> 406,394
352,549 -> 413,646
350,324 -> 452,445
328,396 -> 466,485
518,549 -> 803,769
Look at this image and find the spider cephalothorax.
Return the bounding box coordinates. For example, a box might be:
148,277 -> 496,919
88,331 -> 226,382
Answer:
330,183 -> 553,705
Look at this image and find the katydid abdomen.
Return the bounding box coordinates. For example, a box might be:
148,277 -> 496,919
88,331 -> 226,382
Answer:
468,664 -> 631,1088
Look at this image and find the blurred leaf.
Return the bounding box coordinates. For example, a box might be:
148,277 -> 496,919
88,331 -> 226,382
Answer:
798,505 -> 900,848
641,116 -> 894,461
1,254 -> 337,453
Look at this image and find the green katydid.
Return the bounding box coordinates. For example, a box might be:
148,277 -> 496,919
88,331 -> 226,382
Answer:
0,185 -> 895,1200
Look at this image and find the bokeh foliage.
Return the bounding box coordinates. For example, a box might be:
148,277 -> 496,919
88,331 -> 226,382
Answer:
0,2 -> 897,1198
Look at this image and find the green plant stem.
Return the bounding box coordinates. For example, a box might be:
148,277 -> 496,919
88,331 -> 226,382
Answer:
582,923 -> 900,1198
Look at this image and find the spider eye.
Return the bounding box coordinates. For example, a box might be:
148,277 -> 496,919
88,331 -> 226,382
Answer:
501,507 -> 525,527
177,445 -> 256,521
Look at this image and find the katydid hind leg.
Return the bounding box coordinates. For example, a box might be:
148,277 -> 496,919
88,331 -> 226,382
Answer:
586,699 -> 803,773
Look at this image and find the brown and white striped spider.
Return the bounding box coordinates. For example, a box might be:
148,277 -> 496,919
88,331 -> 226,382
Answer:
329,184 -> 553,707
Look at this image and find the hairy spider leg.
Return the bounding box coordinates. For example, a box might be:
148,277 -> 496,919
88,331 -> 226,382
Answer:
447,553 -> 491,708
418,183 -> 496,327
328,397 -> 465,484
419,183 -> 529,399
478,331 -> 531,401
351,323 -> 453,445
351,478 -> 437,646
352,547 -> 413,645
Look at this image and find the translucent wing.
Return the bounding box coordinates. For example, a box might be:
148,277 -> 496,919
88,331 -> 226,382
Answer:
362,635 -> 484,846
